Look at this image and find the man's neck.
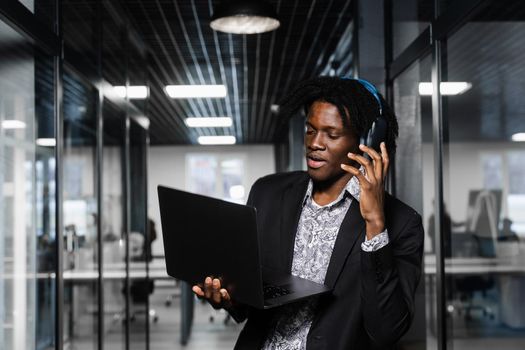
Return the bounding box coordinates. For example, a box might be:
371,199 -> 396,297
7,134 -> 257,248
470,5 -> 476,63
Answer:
312,173 -> 353,206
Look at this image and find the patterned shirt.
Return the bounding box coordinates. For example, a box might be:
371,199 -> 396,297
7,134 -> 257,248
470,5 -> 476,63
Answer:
261,173 -> 389,350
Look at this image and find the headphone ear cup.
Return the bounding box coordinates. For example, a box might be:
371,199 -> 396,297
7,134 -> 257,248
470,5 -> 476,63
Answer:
361,117 -> 387,159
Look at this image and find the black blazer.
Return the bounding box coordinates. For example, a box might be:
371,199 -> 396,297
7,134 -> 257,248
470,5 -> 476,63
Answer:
232,171 -> 424,350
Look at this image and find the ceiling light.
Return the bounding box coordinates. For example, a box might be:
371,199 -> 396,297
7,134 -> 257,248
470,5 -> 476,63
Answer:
185,117 -> 233,128
134,116 -> 150,129
114,86 -> 149,99
36,138 -> 56,147
418,82 -> 472,96
2,120 -> 26,129
210,0 -> 280,34
197,136 -> 236,145
165,85 -> 227,98
511,132 -> 525,142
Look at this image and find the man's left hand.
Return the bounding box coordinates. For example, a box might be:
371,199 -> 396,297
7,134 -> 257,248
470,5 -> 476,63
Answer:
341,142 -> 389,240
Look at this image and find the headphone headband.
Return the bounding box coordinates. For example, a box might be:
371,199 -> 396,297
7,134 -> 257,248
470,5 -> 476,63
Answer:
340,76 -> 383,115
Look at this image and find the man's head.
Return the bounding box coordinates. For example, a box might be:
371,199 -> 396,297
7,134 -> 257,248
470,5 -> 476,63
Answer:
279,76 -> 399,184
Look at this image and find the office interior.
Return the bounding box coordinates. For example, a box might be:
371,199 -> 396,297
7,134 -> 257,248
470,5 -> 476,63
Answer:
1,0 -> 525,349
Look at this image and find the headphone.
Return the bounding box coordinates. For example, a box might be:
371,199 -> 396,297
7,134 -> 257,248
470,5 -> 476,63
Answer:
341,77 -> 388,159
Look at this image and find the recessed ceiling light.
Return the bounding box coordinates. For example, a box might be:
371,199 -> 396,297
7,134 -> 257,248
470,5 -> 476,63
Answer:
511,132 -> 525,142
114,86 -> 149,99
36,138 -> 56,147
418,82 -> 472,96
185,117 -> 233,128
1,120 -> 26,129
197,136 -> 236,145
165,85 -> 227,98
210,0 -> 280,34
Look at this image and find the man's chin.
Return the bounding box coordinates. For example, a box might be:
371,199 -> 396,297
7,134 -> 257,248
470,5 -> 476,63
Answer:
307,168 -> 349,185
307,168 -> 329,182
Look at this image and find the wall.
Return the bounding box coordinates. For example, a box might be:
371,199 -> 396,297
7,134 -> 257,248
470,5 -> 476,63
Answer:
148,144 -> 275,255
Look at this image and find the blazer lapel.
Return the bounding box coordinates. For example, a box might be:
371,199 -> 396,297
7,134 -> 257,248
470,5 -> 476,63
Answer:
324,198 -> 366,288
280,175 -> 310,273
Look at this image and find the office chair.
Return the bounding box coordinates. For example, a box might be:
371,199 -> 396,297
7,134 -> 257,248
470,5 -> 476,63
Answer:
128,232 -> 159,323
129,279 -> 159,323
448,233 -> 495,321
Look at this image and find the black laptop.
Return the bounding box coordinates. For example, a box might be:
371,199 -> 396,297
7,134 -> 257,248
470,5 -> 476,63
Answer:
157,185 -> 331,309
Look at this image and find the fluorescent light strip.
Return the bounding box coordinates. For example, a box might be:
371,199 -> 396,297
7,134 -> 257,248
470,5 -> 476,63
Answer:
36,138 -> 56,147
1,120 -> 26,129
114,86 -> 149,99
418,82 -> 472,96
134,116 -> 150,129
185,117 -> 233,128
512,133 -> 525,142
197,136 -> 236,145
165,85 -> 227,98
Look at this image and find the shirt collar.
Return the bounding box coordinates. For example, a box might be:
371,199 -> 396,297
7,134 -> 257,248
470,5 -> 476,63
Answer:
303,166 -> 363,207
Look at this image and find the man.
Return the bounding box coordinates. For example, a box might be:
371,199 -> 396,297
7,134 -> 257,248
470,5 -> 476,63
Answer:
193,77 -> 424,349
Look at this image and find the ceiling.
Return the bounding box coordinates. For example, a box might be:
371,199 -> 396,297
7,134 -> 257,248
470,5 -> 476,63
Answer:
59,0 -> 525,146
117,0 -> 356,145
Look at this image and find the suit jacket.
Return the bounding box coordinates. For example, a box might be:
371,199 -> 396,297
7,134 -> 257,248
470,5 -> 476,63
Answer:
233,171 -> 424,350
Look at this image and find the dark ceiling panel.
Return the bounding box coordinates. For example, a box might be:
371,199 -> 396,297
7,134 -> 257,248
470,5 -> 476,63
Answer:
121,0 -> 356,145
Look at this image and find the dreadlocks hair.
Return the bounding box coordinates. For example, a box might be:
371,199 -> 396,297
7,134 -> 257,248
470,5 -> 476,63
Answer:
278,76 -> 399,157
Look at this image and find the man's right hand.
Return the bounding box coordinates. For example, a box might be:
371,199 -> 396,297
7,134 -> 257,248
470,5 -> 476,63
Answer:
192,276 -> 233,310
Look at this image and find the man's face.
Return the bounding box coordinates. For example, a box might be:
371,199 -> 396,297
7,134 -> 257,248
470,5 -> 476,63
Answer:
304,100 -> 359,183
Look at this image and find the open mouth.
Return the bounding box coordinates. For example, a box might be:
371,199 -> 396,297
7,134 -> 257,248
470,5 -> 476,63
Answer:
306,155 -> 326,169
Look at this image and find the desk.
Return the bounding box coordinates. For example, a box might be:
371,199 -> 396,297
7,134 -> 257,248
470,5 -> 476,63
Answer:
61,261 -> 193,345
424,254 -> 525,275
423,254 -> 525,328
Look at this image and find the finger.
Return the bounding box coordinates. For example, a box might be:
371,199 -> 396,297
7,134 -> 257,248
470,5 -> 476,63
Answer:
192,285 -> 205,298
204,276 -> 213,299
212,278 -> 222,304
220,288 -> 233,308
220,288 -> 231,302
380,142 -> 389,179
347,151 -> 375,184
341,163 -> 371,190
359,144 -> 383,180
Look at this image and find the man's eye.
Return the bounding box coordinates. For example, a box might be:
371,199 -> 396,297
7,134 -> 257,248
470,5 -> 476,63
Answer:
328,134 -> 339,139
305,129 -> 315,135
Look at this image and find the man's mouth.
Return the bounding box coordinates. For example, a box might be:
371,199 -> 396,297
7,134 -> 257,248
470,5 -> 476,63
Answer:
306,155 -> 327,169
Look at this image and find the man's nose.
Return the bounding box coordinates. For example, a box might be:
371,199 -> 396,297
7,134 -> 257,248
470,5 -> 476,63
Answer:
308,133 -> 325,150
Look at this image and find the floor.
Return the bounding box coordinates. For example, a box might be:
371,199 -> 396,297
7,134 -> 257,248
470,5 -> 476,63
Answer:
67,283 -> 525,350
148,287 -> 243,350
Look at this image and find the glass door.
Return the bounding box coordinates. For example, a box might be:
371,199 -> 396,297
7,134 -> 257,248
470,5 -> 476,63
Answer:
0,20 -> 57,350
61,68 -> 99,350
102,99 -> 126,350
393,54 -> 435,349
441,2 -> 525,349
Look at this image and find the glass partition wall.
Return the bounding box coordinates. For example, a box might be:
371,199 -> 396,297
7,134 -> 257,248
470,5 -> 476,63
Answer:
389,0 -> 525,349
0,1 -> 151,349
393,54 -> 435,349
102,100 -> 126,350
0,20 -> 57,350
441,3 -> 525,349
61,68 -> 99,350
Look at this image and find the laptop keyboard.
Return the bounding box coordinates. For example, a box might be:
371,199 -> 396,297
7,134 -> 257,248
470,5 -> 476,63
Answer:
263,284 -> 291,299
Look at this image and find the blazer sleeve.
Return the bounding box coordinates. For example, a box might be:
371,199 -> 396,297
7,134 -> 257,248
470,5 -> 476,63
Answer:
360,210 -> 424,348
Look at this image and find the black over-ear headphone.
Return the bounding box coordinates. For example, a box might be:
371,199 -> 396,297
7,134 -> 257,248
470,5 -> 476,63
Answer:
341,77 -> 388,159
